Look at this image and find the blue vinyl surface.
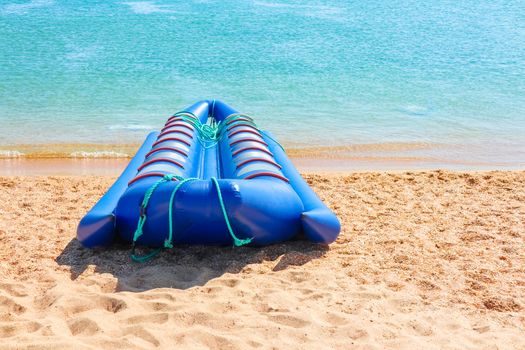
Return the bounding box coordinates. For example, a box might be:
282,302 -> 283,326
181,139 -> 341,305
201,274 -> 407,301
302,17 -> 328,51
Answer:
77,100 -> 340,247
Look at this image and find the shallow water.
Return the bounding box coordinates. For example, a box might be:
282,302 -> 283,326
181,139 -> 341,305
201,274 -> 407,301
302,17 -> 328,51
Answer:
0,0 -> 524,166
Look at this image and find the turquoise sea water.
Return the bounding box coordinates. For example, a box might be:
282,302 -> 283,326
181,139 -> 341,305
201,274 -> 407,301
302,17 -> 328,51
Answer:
0,0 -> 524,165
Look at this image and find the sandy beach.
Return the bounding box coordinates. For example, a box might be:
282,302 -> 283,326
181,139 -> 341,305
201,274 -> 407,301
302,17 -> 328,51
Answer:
3,0 -> 524,349
0,170 -> 523,349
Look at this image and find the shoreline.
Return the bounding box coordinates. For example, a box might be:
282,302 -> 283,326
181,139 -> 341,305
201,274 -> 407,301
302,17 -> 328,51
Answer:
1,141 -> 524,174
0,141 -> 441,158
0,157 -> 523,176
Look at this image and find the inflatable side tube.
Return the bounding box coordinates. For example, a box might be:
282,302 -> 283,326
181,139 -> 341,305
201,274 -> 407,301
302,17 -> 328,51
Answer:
262,131 -> 341,244
77,132 -> 159,247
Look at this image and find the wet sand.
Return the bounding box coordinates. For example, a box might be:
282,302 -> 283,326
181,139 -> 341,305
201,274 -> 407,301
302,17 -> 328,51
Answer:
0,171 -> 524,349
1,156 -> 524,177
1,141 -> 524,174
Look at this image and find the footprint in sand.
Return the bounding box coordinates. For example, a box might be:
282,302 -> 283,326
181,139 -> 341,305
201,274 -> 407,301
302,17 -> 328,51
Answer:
0,296 -> 26,315
144,301 -> 178,312
122,326 -> 160,347
124,266 -> 215,290
0,283 -> 28,297
0,321 -> 42,338
322,312 -> 349,326
54,295 -> 126,315
135,292 -> 176,302
247,340 -> 264,348
97,296 -> 127,313
286,270 -> 312,283
67,317 -> 100,336
346,327 -> 369,340
189,330 -> 238,350
124,312 -> 169,325
267,314 -> 309,328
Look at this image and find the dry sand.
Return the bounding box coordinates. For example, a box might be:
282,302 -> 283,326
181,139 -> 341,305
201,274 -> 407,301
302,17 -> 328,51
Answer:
0,171 -> 524,349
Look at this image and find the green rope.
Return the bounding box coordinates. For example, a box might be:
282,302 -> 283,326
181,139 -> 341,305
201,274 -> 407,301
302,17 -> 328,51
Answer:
210,177 -> 252,247
131,175 -> 251,262
165,176 -> 198,248
131,174 -> 175,263
132,175 -> 171,243
172,112 -> 221,148
171,111 -> 262,149
130,248 -> 162,263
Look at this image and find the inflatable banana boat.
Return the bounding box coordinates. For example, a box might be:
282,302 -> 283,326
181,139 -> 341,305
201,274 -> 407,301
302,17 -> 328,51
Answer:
77,100 -> 340,253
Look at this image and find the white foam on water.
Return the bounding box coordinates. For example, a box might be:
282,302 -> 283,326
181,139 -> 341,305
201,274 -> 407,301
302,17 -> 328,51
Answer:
108,124 -> 156,131
65,45 -> 100,61
397,105 -> 431,117
253,1 -> 342,20
1,0 -> 54,15
303,6 -> 343,20
122,1 -> 176,14
70,151 -> 130,158
253,1 -> 291,8
0,150 -> 25,158
253,1 -> 340,11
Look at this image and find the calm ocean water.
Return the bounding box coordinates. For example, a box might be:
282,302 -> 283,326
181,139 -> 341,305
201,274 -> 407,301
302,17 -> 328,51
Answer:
0,0 -> 524,165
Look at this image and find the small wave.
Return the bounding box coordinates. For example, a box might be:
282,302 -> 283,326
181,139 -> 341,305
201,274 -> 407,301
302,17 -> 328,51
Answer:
70,151 -> 130,158
0,150 -> 25,158
65,45 -> 100,61
253,1 -> 342,17
122,1 -> 176,14
397,105 -> 431,117
108,124 -> 155,131
1,0 -> 54,15
253,1 -> 292,8
254,1 -> 338,10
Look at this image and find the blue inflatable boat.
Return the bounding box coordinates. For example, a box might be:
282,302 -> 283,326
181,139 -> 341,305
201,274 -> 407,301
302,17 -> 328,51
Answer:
77,100 -> 340,255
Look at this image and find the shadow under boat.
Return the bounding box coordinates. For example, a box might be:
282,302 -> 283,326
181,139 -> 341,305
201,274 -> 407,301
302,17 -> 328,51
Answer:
55,238 -> 328,292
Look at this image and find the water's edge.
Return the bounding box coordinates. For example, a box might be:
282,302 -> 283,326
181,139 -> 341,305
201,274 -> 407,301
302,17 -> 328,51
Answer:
1,141 -> 523,175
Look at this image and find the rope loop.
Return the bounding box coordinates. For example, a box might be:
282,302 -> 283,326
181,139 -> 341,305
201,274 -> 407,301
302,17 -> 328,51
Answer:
170,112 -> 261,149
210,177 -> 253,247
130,175 -> 253,262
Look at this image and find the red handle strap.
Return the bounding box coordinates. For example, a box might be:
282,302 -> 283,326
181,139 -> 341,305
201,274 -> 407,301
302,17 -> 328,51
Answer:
161,123 -> 194,132
232,146 -> 273,157
167,113 -> 198,123
153,137 -> 192,147
164,119 -> 196,129
230,138 -> 268,147
128,172 -> 166,186
227,123 -> 258,132
137,158 -> 184,171
226,117 -> 253,125
158,129 -> 194,139
244,172 -> 289,182
236,157 -> 282,169
228,129 -> 262,138
145,147 -> 188,159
